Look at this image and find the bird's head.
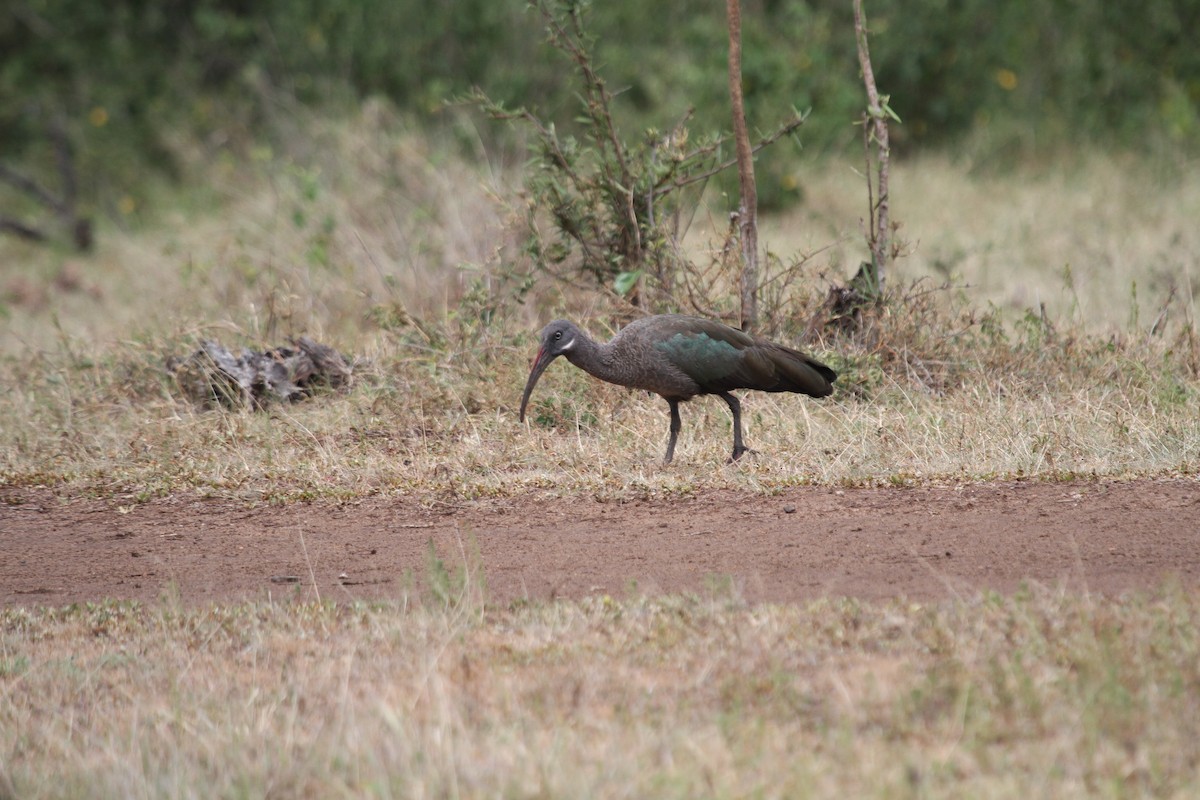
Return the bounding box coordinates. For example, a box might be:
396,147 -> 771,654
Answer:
519,320 -> 581,422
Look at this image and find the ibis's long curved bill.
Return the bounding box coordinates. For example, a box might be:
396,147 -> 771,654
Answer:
518,346 -> 557,422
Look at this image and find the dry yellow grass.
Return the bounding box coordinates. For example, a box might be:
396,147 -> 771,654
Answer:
2,107 -> 1200,506
3,585 -> 1199,798
765,151 -> 1200,330
1,107 -> 1198,503
3,111 -> 1200,797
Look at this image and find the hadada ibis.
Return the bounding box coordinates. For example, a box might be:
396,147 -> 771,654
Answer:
518,314 -> 837,463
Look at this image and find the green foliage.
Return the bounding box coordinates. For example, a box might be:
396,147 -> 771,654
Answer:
469,9 -> 697,296
4,0 -> 1197,225
472,0 -> 804,305
471,1 -> 685,296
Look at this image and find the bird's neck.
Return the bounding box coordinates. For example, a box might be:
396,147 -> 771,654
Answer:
564,336 -> 619,382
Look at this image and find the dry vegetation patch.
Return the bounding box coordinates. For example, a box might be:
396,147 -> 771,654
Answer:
3,40 -> 1198,800
3,587 -> 1199,797
1,114 -> 1198,501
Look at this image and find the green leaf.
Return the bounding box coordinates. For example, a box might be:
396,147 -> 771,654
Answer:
613,270 -> 642,297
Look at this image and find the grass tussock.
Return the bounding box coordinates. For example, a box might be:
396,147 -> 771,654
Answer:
1,108 -> 1199,501
3,585 -> 1199,797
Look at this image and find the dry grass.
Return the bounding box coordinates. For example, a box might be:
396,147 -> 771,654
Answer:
765,151 -> 1200,330
2,344 -> 1196,503
3,583 -> 1199,798
3,114 -> 1200,796
1,108 -> 1199,503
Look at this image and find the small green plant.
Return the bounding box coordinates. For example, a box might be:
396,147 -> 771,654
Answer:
423,535 -> 487,614
470,0 -> 803,310
0,654 -> 30,677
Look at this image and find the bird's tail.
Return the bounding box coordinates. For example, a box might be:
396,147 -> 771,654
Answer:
767,345 -> 837,397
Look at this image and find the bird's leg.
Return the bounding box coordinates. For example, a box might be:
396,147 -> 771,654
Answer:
664,399 -> 682,464
718,392 -> 753,462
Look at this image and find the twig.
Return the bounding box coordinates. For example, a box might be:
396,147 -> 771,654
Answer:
0,115 -> 92,251
853,0 -> 892,290
0,216 -> 48,242
0,163 -> 63,213
298,527 -> 321,603
726,0 -> 759,332
666,112 -> 807,191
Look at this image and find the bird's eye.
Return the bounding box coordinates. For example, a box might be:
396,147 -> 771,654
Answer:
554,331 -> 562,340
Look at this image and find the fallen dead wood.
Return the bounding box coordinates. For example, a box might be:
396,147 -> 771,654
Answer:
169,337 -> 353,409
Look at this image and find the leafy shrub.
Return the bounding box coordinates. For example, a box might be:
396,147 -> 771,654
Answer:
2,0 -> 1196,216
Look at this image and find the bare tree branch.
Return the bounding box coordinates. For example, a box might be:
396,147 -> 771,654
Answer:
0,216 -> 48,242
51,116 -> 78,214
0,114 -> 93,251
726,0 -> 759,332
853,0 -> 892,291
0,163 -> 64,214
665,112 -> 806,191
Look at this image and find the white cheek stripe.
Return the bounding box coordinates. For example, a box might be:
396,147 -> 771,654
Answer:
560,336 -> 577,351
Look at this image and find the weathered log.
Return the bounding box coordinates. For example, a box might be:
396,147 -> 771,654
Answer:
169,338 -> 353,409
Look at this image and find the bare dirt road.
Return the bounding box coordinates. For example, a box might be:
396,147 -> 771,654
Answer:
3,478 -> 1198,607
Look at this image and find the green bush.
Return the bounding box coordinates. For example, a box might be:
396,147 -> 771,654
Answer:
2,0 -> 1196,212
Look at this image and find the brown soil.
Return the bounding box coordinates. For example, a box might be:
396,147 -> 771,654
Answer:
3,478 -> 1198,607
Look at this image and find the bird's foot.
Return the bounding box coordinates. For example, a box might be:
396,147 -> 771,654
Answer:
728,446 -> 757,463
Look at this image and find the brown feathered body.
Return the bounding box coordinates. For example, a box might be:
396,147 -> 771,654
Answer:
519,314 -> 836,463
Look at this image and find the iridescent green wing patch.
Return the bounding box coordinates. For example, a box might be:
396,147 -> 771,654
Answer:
654,332 -> 743,383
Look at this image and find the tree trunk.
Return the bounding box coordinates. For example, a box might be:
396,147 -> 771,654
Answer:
853,0 -> 890,293
726,0 -> 758,332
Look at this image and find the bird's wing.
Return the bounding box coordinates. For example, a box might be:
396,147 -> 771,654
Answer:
649,317 -> 752,384
651,317 -> 835,396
